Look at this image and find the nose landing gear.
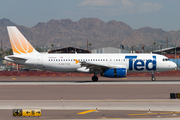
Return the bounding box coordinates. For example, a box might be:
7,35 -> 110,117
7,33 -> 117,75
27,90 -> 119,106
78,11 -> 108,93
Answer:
151,72 -> 156,81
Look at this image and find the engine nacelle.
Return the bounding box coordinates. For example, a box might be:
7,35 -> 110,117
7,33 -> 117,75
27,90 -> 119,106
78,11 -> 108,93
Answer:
101,68 -> 127,78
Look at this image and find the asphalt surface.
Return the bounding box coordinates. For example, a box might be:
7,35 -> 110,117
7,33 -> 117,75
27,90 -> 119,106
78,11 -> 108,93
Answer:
0,76 -> 180,81
4,110 -> 180,119
0,76 -> 180,120
0,84 -> 179,100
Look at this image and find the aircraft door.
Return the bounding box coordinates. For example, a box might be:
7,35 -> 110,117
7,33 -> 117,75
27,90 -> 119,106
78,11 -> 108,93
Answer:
107,58 -> 112,65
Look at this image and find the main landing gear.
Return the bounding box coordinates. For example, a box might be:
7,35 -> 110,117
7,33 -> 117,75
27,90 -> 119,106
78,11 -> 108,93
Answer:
151,72 -> 156,81
92,71 -> 99,81
92,76 -> 98,81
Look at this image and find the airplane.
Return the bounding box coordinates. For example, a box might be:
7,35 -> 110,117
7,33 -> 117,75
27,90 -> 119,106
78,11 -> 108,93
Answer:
4,26 -> 177,81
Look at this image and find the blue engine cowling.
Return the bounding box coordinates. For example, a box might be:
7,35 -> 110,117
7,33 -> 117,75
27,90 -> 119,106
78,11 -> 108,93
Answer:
101,68 -> 127,78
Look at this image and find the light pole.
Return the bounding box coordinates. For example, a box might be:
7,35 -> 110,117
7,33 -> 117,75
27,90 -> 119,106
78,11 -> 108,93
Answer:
175,43 -> 176,64
160,45 -> 163,55
142,44 -> 145,53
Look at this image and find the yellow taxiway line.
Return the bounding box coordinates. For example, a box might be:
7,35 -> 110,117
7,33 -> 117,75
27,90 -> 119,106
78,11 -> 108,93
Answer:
77,110 -> 96,114
128,111 -> 180,116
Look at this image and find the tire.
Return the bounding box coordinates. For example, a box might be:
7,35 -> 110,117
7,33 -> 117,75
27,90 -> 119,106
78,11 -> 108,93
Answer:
92,76 -> 98,81
151,77 -> 156,81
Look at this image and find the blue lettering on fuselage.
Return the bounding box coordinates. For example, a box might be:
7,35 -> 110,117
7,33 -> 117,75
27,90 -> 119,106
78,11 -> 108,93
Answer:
125,56 -> 156,71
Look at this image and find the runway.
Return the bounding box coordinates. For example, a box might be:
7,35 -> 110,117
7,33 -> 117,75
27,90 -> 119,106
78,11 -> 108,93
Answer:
1,81 -> 180,85
1,76 -> 180,81
0,84 -> 179,100
0,76 -> 180,119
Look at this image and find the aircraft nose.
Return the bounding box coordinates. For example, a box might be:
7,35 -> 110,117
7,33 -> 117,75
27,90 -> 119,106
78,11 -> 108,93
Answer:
171,62 -> 177,69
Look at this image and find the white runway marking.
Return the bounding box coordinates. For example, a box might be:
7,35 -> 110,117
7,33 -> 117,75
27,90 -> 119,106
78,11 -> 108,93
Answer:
0,81 -> 180,85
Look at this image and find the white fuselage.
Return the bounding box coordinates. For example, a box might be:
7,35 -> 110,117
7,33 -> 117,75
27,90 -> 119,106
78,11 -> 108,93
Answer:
5,53 -> 177,73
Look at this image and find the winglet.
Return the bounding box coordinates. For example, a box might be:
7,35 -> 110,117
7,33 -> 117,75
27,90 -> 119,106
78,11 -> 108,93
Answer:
74,59 -> 80,64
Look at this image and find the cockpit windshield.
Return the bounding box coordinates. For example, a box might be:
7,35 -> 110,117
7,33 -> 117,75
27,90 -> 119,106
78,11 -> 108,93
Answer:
163,58 -> 169,61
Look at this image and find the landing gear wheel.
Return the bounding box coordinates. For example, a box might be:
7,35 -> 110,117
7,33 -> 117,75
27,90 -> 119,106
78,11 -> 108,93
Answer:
151,72 -> 156,81
151,77 -> 156,81
92,76 -> 98,81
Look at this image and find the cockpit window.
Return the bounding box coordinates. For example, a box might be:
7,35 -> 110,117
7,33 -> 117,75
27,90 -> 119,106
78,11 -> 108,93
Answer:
163,58 -> 169,61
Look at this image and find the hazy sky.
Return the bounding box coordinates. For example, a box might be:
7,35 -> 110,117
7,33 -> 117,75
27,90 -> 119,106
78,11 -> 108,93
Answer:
0,0 -> 179,31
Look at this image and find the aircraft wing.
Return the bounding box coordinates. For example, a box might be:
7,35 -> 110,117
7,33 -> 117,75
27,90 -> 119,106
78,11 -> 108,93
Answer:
80,61 -> 109,70
75,59 -> 128,71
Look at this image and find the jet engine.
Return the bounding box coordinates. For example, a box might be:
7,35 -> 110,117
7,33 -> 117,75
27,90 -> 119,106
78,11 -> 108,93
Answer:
101,68 -> 127,78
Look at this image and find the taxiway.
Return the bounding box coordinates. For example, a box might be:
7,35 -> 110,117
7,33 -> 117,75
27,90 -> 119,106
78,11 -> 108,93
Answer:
0,76 -> 179,120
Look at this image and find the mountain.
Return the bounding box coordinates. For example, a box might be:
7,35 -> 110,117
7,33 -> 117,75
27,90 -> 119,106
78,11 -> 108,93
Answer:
0,18 -> 179,50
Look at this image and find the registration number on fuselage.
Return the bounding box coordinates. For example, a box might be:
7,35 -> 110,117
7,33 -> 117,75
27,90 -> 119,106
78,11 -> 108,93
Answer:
58,63 -> 70,65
